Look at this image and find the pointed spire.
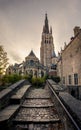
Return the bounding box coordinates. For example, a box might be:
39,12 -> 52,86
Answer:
50,26 -> 52,34
43,13 -> 49,34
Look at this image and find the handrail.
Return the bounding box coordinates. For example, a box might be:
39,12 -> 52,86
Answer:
48,82 -> 80,130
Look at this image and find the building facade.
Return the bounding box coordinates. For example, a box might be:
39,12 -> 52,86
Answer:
62,26 -> 81,86
57,26 -> 81,99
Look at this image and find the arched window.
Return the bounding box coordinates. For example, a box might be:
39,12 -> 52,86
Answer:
41,71 -> 44,77
30,70 -> 33,75
30,60 -> 34,66
34,70 -> 37,77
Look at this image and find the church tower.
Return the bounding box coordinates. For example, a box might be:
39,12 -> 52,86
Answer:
40,14 -> 56,68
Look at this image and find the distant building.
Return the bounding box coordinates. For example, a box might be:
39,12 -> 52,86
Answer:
57,52 -> 62,79
6,50 -> 46,77
23,50 -> 46,77
6,63 -> 23,75
6,14 -> 58,77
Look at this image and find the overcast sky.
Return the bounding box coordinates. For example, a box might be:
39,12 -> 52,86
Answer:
0,0 -> 81,64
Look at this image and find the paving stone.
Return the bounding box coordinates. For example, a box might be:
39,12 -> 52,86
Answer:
15,107 -> 59,122
26,88 -> 50,99
22,99 -> 54,107
14,86 -> 61,129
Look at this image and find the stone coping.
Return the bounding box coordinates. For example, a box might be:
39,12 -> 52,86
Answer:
47,79 -> 56,85
0,105 -> 19,122
0,88 -> 12,99
11,85 -> 30,99
59,92 -> 81,121
47,79 -> 67,92
0,80 -> 25,99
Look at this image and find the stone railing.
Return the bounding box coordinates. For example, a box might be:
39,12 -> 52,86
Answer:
47,79 -> 81,130
0,79 -> 25,110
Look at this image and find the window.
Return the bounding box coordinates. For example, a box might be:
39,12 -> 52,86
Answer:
63,77 -> 65,84
30,60 -> 34,66
74,73 -> 78,85
68,75 -> 71,84
45,40 -> 46,43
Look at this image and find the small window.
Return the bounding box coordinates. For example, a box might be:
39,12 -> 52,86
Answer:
30,60 -> 34,66
63,77 -> 65,84
74,73 -> 78,85
68,75 -> 71,84
45,40 -> 46,43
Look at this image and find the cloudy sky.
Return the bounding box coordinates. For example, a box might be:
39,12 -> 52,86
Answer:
0,0 -> 81,64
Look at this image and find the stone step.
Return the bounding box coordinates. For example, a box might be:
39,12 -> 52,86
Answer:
14,107 -> 60,123
22,99 -> 54,107
26,88 -> 50,99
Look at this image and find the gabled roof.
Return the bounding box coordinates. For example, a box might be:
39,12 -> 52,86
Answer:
25,50 -> 39,62
28,50 -> 36,57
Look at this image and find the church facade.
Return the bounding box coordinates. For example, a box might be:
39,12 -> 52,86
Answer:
6,50 -> 46,77
6,14 -> 57,77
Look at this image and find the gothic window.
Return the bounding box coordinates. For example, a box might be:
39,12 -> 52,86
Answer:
9,71 -> 11,75
34,70 -> 37,77
26,71 -> 28,75
68,75 -> 71,84
63,77 -> 65,84
30,60 -> 34,66
41,71 -> 44,77
19,70 -> 22,75
74,73 -> 78,85
30,70 -> 33,75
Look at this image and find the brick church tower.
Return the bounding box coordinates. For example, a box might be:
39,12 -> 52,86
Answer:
40,14 -> 56,68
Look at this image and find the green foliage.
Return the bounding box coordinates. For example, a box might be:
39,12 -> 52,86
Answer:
1,74 -> 22,86
51,76 -> 60,83
0,45 -> 8,76
22,74 -> 32,83
8,74 -> 22,84
31,77 -> 46,88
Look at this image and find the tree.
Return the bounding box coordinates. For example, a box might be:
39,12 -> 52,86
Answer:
0,45 -> 8,76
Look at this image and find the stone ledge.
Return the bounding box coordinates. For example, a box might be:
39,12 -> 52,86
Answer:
0,105 -> 19,122
59,92 -> 81,127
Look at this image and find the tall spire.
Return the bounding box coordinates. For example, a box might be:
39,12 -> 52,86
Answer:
43,13 -> 49,34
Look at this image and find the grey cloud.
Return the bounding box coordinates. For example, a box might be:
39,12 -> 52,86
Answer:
0,0 -> 81,64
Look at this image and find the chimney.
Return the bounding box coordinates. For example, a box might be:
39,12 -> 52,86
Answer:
74,26 -> 80,36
